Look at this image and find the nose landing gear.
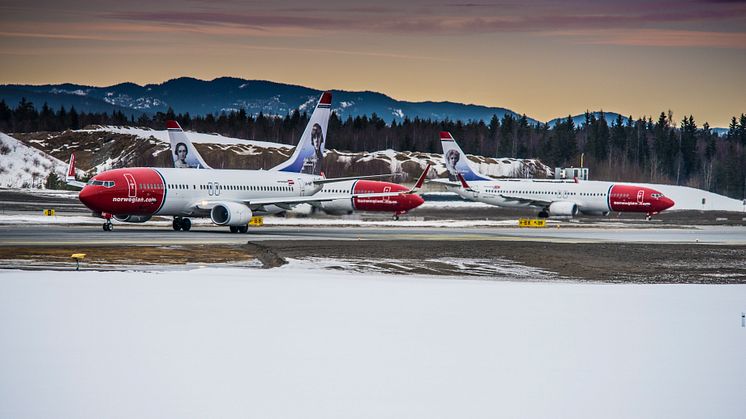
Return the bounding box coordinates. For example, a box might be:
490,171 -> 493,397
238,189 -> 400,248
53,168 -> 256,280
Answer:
172,217 -> 192,231
102,220 -> 113,231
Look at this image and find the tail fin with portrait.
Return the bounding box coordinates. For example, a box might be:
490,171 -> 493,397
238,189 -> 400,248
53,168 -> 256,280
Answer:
270,91 -> 332,176
167,120 -> 212,169
440,131 -> 491,181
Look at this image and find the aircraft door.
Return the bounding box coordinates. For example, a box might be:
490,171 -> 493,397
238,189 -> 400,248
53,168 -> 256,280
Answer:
637,190 -> 644,204
208,182 -> 213,196
124,173 -> 137,198
383,186 -> 391,201
215,182 -> 221,196
297,178 -> 306,196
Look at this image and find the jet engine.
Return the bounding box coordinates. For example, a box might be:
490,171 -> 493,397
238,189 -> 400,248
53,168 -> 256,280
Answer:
321,199 -> 354,215
579,209 -> 610,216
113,215 -> 152,223
548,201 -> 578,216
210,202 -> 252,226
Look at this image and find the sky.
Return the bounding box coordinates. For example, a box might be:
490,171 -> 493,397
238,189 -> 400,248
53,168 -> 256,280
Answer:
0,0 -> 744,126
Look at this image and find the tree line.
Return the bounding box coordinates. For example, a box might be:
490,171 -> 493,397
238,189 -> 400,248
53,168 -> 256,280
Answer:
1,98 -> 745,199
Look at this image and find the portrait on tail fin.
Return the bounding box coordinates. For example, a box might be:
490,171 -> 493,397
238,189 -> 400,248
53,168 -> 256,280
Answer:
445,149 -> 461,181
174,142 -> 191,168
302,123 -> 325,175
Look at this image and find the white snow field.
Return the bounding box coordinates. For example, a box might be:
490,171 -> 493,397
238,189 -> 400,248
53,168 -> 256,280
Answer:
1,263 -> 745,419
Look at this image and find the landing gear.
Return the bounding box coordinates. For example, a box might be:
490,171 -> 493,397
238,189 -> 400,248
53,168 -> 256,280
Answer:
538,210 -> 549,218
229,225 -> 249,233
393,214 -> 400,221
172,217 -> 192,231
102,220 -> 113,231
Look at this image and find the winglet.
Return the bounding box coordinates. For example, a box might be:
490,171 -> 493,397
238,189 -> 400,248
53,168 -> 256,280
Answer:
66,153 -> 76,180
408,164 -> 431,193
456,172 -> 473,191
65,153 -> 86,189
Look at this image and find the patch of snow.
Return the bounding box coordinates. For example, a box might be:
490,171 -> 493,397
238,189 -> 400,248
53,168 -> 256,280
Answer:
390,108 -> 405,119
636,183 -> 746,212
0,267 -> 744,419
0,133 -> 71,188
239,83 -> 249,89
79,126 -> 290,148
50,88 -> 88,96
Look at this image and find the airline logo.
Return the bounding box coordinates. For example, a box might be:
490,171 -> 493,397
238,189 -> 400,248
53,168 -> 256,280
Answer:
287,179 -> 295,185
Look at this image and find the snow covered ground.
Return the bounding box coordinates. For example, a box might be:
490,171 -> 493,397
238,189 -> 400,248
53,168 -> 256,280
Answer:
0,264 -> 744,419
0,133 -> 70,188
80,125 -> 290,148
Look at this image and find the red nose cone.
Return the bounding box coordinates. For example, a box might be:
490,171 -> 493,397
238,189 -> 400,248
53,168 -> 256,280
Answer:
78,186 -> 96,210
409,194 -> 425,210
661,196 -> 675,211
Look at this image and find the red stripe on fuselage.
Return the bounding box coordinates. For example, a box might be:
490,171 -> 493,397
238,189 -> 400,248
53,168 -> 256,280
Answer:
78,168 -> 165,216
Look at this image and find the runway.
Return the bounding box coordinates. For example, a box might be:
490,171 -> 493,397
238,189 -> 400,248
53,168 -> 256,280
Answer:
1,223 -> 745,246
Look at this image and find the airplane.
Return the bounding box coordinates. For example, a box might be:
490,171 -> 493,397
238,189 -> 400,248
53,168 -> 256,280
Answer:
67,92 -> 427,232
166,119 -> 424,220
432,131 -> 675,219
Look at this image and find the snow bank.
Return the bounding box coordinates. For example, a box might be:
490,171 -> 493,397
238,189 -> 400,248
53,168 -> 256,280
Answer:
0,266 -> 744,419
644,183 -> 746,212
80,126 -> 289,148
0,133 -> 69,188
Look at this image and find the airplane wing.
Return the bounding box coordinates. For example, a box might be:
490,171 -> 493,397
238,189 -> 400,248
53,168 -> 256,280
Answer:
313,173 -> 395,185
187,191 -> 408,212
428,178 -> 461,187
188,164 -> 430,212
498,194 -> 552,207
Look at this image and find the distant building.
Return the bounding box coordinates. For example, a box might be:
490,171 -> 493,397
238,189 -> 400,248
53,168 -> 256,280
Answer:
554,167 -> 589,181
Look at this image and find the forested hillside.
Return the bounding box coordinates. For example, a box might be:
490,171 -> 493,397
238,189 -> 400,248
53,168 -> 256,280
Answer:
1,98 -> 744,199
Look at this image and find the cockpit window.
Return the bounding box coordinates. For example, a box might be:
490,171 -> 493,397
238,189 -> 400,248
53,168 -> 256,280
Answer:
651,193 -> 663,198
87,180 -> 115,188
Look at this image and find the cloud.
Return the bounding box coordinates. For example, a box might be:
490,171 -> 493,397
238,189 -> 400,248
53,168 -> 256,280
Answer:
554,29 -> 746,49
105,5 -> 746,36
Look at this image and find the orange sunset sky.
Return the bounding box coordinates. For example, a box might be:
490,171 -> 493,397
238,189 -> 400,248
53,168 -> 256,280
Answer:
1,0 -> 744,126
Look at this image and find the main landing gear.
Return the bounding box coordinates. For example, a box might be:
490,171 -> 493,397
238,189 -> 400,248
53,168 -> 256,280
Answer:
538,210 -> 549,218
229,226 -> 249,234
172,217 -> 192,231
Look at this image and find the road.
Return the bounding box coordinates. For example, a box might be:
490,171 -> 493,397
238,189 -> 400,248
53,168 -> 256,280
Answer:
1,224 -> 744,246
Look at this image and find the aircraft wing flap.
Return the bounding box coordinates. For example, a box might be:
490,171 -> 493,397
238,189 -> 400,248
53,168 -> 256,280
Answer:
313,174 -> 395,185
499,194 -> 552,207
245,190 -> 408,207
428,178 -> 461,187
